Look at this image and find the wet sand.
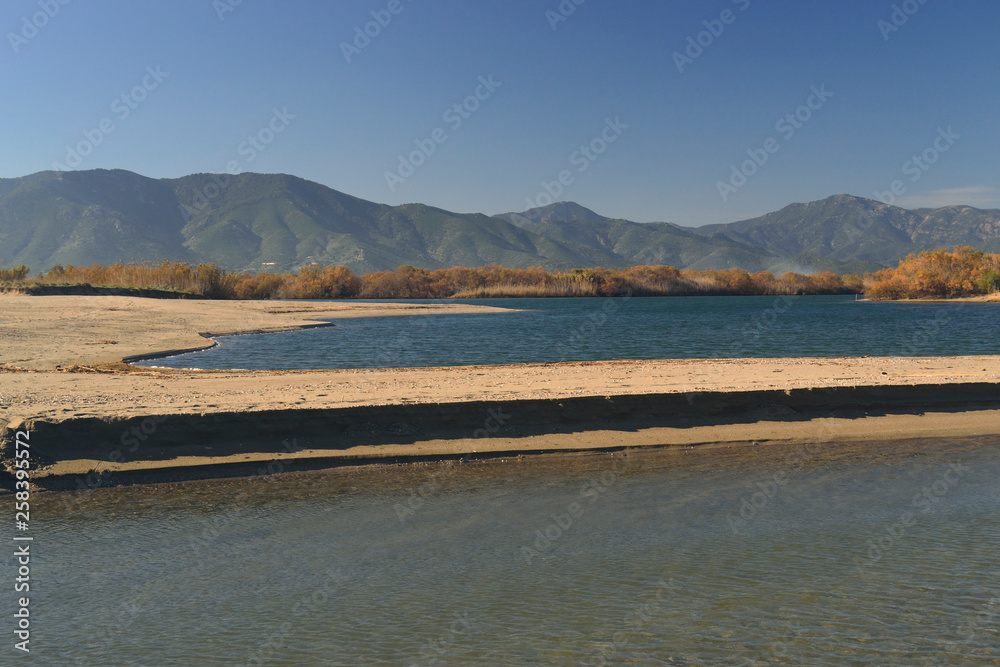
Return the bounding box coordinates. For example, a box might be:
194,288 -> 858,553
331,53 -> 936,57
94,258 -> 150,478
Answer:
1,294 -> 998,487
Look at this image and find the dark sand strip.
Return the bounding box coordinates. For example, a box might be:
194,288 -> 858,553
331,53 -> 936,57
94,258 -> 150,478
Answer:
5,383 -> 999,490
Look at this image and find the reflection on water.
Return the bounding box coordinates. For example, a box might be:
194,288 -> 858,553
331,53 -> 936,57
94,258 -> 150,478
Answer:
139,296 -> 1000,369
9,437 -> 1000,665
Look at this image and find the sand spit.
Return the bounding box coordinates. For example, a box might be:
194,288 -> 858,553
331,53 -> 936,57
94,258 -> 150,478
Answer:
1,294 -> 998,489
0,293 -> 515,371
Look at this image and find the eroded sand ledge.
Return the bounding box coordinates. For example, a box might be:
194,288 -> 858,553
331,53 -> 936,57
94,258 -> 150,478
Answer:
1,294 -> 998,488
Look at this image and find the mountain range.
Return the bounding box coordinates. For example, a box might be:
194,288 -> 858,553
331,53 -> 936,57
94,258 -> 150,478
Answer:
1,169 -> 998,275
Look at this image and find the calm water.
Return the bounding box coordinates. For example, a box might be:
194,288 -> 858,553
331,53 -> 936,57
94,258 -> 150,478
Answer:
10,437 -> 1000,665
140,296 -> 1000,370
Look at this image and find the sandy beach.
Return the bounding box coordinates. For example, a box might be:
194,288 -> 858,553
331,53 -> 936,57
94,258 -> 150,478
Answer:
0,292 -> 515,371
1,294 -> 998,487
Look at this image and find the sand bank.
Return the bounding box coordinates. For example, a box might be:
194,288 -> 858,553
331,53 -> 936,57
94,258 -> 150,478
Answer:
1,294 -> 998,488
7,385 -> 1000,490
0,293 -> 514,371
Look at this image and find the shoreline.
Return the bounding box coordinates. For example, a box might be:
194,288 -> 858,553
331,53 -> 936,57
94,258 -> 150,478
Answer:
0,293 -> 518,371
117,321 -> 337,365
861,294 -> 1000,303
7,386 -> 1000,491
1,294 -> 999,490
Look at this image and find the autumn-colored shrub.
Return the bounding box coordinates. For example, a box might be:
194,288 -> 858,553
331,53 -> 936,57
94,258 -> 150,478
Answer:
0,265 -> 29,281
864,247 -> 1000,299
284,266 -> 361,299
3,259 -> 871,299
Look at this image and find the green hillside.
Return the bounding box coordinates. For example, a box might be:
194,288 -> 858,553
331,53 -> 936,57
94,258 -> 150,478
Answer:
1,170 -> 998,275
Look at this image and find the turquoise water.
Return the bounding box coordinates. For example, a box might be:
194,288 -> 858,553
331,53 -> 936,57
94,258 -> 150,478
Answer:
14,437 -> 1000,664
139,296 -> 1000,370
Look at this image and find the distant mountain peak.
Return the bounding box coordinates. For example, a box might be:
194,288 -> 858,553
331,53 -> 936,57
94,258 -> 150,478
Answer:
791,193 -> 887,210
501,201 -> 608,227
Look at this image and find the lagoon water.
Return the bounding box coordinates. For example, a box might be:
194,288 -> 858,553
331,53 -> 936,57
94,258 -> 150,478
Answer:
140,296 -> 1000,370
29,296 -> 1000,664
12,437 -> 1000,665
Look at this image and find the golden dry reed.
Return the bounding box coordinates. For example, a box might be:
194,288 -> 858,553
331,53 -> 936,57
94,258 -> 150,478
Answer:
0,259 -> 893,300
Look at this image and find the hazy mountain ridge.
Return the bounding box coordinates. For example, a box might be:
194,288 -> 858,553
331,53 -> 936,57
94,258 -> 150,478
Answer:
1,169 -> 997,275
692,194 -> 1000,267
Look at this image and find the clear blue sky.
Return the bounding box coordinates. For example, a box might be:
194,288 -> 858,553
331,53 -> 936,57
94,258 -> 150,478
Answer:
1,0 -> 997,225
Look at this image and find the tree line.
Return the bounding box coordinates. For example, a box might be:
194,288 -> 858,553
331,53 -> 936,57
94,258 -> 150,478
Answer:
865,246 -> 1000,299
0,261 -> 862,299
3,248 -> 997,300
